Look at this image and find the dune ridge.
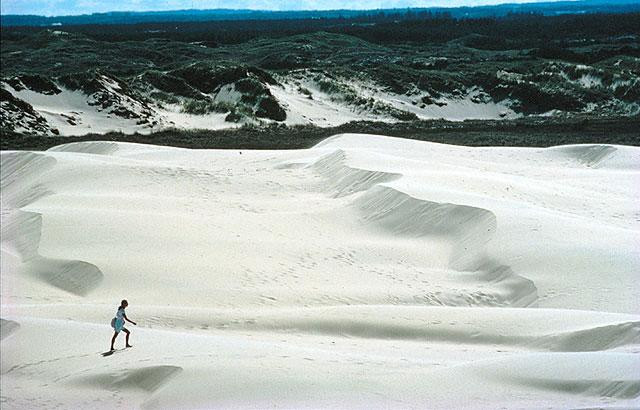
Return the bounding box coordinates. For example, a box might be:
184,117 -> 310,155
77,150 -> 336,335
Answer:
157,309 -> 638,352
551,144 -> 619,168
472,353 -> 640,400
540,321 -> 640,352
10,304 -> 638,352
1,210 -> 43,260
1,136 -> 638,409
3,316 -> 637,409
0,151 -> 104,296
312,149 -> 402,197
0,152 -> 57,193
0,318 -> 20,340
75,365 -> 182,392
355,185 -> 495,265
355,186 -> 537,306
48,141 -> 121,155
307,147 -> 539,308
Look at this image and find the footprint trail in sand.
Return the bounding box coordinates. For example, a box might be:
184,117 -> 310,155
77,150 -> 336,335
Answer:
1,134 -> 639,409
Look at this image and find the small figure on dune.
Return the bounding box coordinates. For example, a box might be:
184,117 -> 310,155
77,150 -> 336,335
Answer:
110,299 -> 136,351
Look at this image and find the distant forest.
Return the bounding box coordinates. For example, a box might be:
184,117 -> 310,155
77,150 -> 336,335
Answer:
2,0 -> 640,27
2,11 -> 640,51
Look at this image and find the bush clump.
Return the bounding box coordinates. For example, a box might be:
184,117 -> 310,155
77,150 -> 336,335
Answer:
181,99 -> 232,115
15,74 -> 61,95
142,71 -> 203,99
255,96 -> 287,121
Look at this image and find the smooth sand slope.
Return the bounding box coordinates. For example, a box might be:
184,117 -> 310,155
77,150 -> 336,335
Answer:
1,134 -> 639,409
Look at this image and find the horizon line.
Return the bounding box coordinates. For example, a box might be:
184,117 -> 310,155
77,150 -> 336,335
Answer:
0,0 -> 585,18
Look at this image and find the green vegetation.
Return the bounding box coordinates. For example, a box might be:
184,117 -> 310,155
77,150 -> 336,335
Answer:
3,117 -> 639,152
141,70 -> 203,99
1,10 -> 639,138
255,97 -> 286,122
181,100 -> 230,115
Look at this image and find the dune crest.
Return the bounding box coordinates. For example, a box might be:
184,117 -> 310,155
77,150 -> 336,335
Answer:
312,149 -> 402,197
307,146 -> 539,308
474,353 -> 640,399
1,152 -> 57,193
538,321 -> 640,352
0,151 -> 104,296
1,136 -> 638,409
0,319 -> 20,340
551,144 -> 618,168
48,141 -> 121,155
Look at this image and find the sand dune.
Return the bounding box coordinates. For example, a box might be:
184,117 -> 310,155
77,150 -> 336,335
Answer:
48,141 -> 121,155
2,210 -> 43,261
550,144 -> 619,168
0,318 -> 20,340
311,149 -> 402,197
7,304 -> 638,351
1,135 -> 639,408
75,365 -> 182,393
1,152 -> 104,297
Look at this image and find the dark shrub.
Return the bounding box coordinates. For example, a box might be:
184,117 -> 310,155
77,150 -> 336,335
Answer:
170,63 -> 249,93
225,111 -> 243,122
235,77 -> 267,96
142,71 -> 203,99
255,97 -> 286,121
18,74 -> 61,94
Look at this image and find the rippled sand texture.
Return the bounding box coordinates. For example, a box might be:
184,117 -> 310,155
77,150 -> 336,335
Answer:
1,135 -> 639,409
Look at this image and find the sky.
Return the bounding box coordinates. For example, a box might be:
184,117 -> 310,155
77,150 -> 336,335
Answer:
1,0 -> 565,16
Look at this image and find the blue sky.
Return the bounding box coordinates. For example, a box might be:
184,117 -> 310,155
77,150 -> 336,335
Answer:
1,0 -> 564,16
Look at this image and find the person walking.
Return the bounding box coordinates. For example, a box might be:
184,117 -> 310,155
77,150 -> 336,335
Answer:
110,299 -> 136,351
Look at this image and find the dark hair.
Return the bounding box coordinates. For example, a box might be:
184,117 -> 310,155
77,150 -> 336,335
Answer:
120,299 -> 128,307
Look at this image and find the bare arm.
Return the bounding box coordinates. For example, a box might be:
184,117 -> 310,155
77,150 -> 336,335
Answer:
123,313 -> 137,325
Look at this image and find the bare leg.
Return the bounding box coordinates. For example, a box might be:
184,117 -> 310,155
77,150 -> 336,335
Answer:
124,328 -> 132,347
110,331 -> 119,350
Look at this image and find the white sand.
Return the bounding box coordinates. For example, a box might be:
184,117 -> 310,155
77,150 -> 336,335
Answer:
1,135 -> 639,409
2,82 -> 239,136
5,84 -> 156,136
270,79 -> 391,126
271,76 -> 518,127
5,75 -> 519,136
